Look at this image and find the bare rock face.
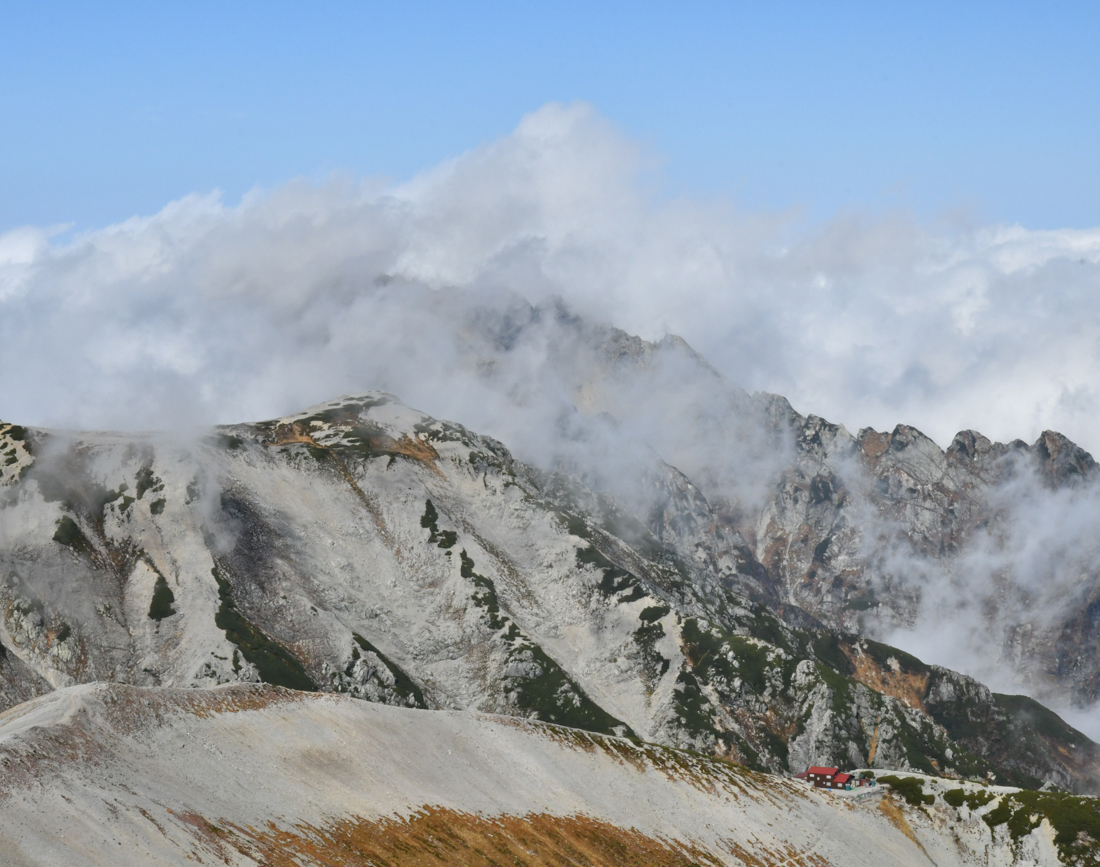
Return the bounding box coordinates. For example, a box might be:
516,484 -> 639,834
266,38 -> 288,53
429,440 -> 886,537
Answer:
304,296 -> 1100,723
0,392 -> 1096,795
1033,430 -> 1099,487
706,404 -> 1100,715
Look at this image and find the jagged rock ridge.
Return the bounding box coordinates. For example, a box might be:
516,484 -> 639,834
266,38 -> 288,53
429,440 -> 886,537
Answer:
0,392 -> 1097,794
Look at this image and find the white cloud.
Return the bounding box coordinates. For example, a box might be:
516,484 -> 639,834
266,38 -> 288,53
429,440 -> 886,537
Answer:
5,101 -> 1100,457
6,100 -> 1100,731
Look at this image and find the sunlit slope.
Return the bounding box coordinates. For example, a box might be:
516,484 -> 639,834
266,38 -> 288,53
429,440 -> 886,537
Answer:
0,682 -> 1077,867
1,393 -> 1097,792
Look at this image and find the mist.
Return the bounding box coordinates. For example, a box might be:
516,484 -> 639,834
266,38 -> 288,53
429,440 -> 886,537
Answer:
5,101 -> 1100,736
3,102 -> 1100,449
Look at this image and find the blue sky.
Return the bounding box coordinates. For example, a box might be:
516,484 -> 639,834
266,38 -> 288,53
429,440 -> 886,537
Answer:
3,1 -> 1100,233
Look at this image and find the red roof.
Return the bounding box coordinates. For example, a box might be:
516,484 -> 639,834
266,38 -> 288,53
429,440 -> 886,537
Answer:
807,766 -> 839,775
834,773 -> 852,784
793,771 -> 808,779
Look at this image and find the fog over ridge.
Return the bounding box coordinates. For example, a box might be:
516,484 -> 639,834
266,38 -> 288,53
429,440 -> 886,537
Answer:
3,102 -> 1100,453
5,102 -> 1100,738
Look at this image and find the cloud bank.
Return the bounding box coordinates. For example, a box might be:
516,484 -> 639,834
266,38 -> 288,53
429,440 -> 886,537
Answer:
5,101 -> 1100,735
4,101 -> 1100,453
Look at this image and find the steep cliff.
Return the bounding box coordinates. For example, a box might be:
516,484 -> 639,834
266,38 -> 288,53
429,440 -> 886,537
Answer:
0,393 -> 1095,793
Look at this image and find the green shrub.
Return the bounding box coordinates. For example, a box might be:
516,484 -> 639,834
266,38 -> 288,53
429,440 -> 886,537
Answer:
53,515 -> 82,545
212,567 -> 315,692
639,604 -> 670,624
879,775 -> 935,806
983,798 -> 1012,828
943,788 -> 967,808
148,573 -> 176,621
420,499 -> 458,549
966,790 -> 995,810
135,466 -> 161,499
983,789 -> 1100,856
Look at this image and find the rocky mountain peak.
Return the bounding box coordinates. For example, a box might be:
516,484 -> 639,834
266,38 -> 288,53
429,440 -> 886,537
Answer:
1033,429 -> 1098,487
2,389 -> 1097,797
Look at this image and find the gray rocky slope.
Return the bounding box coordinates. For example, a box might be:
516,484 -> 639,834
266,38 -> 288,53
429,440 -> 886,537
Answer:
446,297 -> 1100,720
1,391 -> 1097,794
2,682 -> 1087,867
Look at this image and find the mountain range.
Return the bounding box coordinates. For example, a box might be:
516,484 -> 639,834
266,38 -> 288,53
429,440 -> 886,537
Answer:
2,304 -> 1100,864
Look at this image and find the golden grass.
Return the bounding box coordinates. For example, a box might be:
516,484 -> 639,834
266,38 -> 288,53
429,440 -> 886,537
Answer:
177,806 -> 731,866
877,796 -> 933,863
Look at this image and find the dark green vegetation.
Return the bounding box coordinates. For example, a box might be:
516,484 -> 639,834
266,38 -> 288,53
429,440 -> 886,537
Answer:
942,787 -> 994,810
420,499 -> 457,549
942,787 -> 966,808
148,572 -> 177,621
639,604 -> 670,624
345,632 -> 427,709
11,400 -> 1098,803
52,515 -> 88,550
810,632 -> 855,676
982,789 -> 1100,859
873,775 -> 1100,860
921,669 -> 1099,791
878,775 -> 936,807
455,543 -> 632,738
211,566 -> 315,692
634,604 -> 672,688
560,511 -> 647,604
134,466 -> 163,500
647,605 -> 1030,781
540,481 -> 1089,786
859,637 -> 929,677
672,615 -> 802,769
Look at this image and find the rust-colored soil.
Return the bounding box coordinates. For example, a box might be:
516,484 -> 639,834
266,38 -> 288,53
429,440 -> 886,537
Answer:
269,422 -> 319,446
877,797 -> 931,862
843,646 -> 929,713
268,421 -> 443,476
178,806 -> 730,867
858,431 -> 889,462
384,433 -> 441,465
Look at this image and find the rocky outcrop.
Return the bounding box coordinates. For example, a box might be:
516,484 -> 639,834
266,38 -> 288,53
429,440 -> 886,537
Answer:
0,392 -> 1095,793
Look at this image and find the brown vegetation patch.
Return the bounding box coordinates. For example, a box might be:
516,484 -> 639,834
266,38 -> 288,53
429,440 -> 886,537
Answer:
859,431 -> 889,462
842,646 -> 929,713
179,806 -> 730,866
384,433 -> 441,465
98,683 -> 310,732
269,422 -> 318,446
877,796 -> 932,862
271,417 -> 442,471
353,430 -> 444,477
486,716 -> 776,802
